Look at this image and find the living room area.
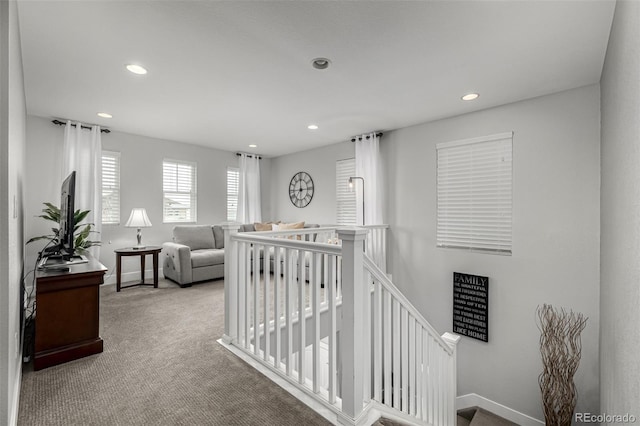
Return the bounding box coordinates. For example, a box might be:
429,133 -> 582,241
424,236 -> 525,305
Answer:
3,1 -> 640,426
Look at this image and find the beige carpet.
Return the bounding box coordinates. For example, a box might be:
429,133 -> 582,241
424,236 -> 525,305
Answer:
18,278 -> 331,426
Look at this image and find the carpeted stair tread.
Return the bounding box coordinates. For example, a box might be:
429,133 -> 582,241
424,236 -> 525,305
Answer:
457,414 -> 472,426
469,407 -> 518,426
372,417 -> 409,426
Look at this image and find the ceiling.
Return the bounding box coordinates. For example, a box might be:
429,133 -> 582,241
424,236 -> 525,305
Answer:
18,1 -> 615,157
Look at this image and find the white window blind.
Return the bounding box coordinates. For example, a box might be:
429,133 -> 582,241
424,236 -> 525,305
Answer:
163,159 -> 197,223
101,151 -> 120,224
336,158 -> 356,225
227,167 -> 239,221
436,132 -> 513,254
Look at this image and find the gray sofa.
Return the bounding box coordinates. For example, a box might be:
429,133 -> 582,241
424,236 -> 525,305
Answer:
162,223 -> 320,287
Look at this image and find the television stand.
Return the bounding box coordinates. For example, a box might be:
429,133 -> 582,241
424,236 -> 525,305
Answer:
34,257 -> 107,370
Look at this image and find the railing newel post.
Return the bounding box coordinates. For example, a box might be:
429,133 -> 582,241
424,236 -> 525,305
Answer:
337,227 -> 369,420
222,222 -> 241,344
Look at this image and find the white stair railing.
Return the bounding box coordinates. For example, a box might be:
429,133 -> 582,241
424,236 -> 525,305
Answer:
221,223 -> 458,426
363,255 -> 460,426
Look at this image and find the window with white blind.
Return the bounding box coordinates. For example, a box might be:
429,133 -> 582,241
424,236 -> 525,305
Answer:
336,158 -> 356,225
101,151 -> 120,224
163,159 -> 197,223
436,132 -> 513,254
227,167 -> 239,221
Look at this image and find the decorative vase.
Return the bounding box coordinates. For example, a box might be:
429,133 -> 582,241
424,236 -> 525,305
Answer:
536,304 -> 587,426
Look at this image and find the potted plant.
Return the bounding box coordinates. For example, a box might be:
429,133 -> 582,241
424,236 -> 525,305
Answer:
27,202 -> 101,250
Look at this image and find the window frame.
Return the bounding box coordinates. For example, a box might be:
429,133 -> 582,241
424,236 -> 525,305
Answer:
336,158 -> 357,226
227,166 -> 239,222
101,150 -> 121,225
436,132 -> 513,255
162,158 -> 197,224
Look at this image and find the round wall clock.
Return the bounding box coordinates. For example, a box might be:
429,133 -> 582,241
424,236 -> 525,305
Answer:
289,171 -> 314,208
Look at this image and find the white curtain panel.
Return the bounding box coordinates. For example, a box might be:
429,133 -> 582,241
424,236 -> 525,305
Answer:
355,132 -> 384,226
237,153 -> 262,224
62,121 -> 102,258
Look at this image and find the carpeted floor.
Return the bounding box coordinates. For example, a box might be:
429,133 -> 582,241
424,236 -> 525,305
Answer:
18,278 -> 331,426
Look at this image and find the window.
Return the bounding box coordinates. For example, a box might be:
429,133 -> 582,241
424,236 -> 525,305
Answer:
336,158 -> 356,225
101,151 -> 120,224
227,167 -> 239,221
436,132 -> 513,254
163,159 -> 197,223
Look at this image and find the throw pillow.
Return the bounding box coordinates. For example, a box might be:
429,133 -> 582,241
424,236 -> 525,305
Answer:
276,221 -> 305,240
254,222 -> 273,232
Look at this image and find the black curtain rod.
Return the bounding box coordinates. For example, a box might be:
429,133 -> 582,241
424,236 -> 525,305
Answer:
236,153 -> 262,159
52,119 -> 111,134
351,132 -> 383,142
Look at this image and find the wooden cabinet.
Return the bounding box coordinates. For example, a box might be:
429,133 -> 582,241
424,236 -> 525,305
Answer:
34,257 -> 107,370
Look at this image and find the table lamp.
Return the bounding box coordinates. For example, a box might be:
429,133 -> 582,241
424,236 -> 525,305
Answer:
125,208 -> 152,249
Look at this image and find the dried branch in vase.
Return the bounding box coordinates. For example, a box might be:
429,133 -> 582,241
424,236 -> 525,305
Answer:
536,304 -> 588,426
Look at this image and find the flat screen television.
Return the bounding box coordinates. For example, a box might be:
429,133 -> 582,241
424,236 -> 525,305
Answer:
59,171 -> 76,259
39,171 -> 88,269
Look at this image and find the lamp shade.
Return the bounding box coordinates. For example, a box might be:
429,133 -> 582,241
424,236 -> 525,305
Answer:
125,208 -> 152,228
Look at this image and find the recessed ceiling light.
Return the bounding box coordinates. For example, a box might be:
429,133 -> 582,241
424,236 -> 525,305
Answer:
249,144 -> 257,148
461,93 -> 479,101
308,124 -> 319,130
311,58 -> 331,70
126,64 -> 148,75
97,112 -> 112,119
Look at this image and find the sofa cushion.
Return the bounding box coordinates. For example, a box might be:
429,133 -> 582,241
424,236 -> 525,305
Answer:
173,225 -> 215,250
213,225 -> 224,249
191,249 -> 225,268
240,224 -> 256,232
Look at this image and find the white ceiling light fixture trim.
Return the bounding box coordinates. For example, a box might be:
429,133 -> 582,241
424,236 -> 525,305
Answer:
461,93 -> 479,101
97,112 -> 113,118
249,144 -> 257,148
307,124 -> 319,130
311,58 -> 331,70
126,64 -> 148,75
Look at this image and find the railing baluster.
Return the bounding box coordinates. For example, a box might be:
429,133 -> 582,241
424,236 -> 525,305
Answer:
264,245 -> 271,362
416,324 -> 423,421
253,244 -> 260,356
409,315 -> 416,416
238,242 -> 246,348
383,288 -> 392,407
327,254 -> 336,404
423,329 -> 429,423
401,306 -> 408,413
285,248 -> 293,377
312,252 -> 320,394
363,270 -> 371,402
298,249 -> 306,385
274,247 -> 281,370
245,243 -> 251,351
373,279 -> 382,402
392,298 -> 400,410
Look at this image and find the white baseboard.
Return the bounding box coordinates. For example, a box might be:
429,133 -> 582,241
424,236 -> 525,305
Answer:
457,393 -> 544,426
103,268 -> 164,286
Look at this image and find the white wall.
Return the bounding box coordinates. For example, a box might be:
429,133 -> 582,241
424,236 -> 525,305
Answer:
600,0 -> 640,420
381,85 -> 601,421
0,1 -> 27,424
24,115 -> 269,281
269,140 -> 354,224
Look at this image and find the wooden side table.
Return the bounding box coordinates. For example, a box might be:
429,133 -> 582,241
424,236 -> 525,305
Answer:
114,246 -> 162,292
